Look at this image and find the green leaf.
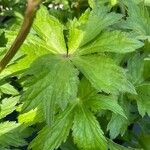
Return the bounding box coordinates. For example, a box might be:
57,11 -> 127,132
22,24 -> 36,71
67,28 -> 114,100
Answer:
88,95 -> 126,118
18,106 -> 44,126
0,97 -> 19,120
0,121 -> 20,136
60,138 -> 78,150
0,121 -> 27,147
0,83 -> 19,95
68,6 -> 122,54
107,114 -> 129,139
124,0 -> 150,38
77,77 -> 97,100
21,54 -> 79,124
77,31 -> 143,55
78,78 -> 126,117
72,54 -> 136,94
144,58 -> 150,80
145,0 -> 150,6
2,31 -> 49,73
29,104 -> 75,150
33,5 -> 67,54
138,134 -> 150,150
107,95 -> 130,139
127,53 -> 144,85
136,83 -> 150,117
72,105 -> 107,150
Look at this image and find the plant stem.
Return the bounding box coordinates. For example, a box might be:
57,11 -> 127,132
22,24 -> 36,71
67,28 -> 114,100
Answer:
0,0 -> 42,73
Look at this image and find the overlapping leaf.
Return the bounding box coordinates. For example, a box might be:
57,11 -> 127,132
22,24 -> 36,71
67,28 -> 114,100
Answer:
33,5 -> 67,54
127,53 -> 144,85
18,106 -> 44,126
88,95 -> 126,118
0,121 -> 28,147
107,114 -> 129,139
72,54 -> 136,94
29,104 -> 75,150
68,5 -> 123,54
77,31 -> 143,55
78,78 -> 126,117
123,0 -> 150,39
0,97 -> 19,119
21,54 -> 79,124
0,83 -> 18,96
1,31 -> 50,74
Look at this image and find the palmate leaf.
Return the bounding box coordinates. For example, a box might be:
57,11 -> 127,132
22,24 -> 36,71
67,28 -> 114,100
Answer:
33,5 -> 67,54
21,54 -> 79,124
72,105 -> 107,150
72,54 -> 136,94
68,5 -> 123,54
136,83 -> 150,117
77,31 -> 143,55
29,103 -> 75,150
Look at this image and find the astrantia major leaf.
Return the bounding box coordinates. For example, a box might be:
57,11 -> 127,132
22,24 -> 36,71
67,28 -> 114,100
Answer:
21,54 -> 79,125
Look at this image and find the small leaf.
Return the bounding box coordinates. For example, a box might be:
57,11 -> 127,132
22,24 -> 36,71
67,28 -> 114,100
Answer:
0,83 -> 19,95
0,97 -> 19,119
107,114 -> 129,139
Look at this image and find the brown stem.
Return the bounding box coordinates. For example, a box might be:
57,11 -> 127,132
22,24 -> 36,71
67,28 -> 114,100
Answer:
0,0 -> 42,72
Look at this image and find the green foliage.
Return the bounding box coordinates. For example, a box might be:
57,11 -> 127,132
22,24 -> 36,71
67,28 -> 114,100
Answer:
0,0 -> 150,149
72,105 -> 107,150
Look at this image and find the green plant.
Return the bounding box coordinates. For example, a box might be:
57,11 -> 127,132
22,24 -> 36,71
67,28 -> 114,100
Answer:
0,0 -> 150,150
